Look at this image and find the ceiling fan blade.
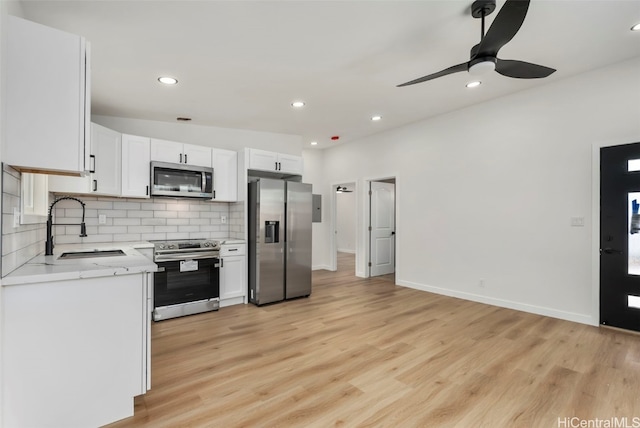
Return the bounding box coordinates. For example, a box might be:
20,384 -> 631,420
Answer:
495,58 -> 556,78
397,62 -> 468,87
475,0 -> 530,58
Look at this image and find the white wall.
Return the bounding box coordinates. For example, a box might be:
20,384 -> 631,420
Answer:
302,148 -> 329,270
307,57 -> 640,325
336,185 -> 356,253
93,115 -> 303,155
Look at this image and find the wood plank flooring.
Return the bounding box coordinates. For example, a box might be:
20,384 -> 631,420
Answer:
107,253 -> 640,428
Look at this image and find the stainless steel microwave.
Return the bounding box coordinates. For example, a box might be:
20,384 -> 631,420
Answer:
151,161 -> 213,198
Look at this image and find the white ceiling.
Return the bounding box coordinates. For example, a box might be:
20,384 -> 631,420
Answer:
17,0 -> 640,149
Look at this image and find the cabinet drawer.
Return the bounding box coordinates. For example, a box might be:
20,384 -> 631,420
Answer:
221,244 -> 245,257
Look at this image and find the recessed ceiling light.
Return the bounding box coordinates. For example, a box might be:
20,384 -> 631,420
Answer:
310,141 -> 318,146
158,76 -> 178,85
466,81 -> 482,88
371,115 -> 382,121
632,22 -> 640,31
291,101 -> 305,108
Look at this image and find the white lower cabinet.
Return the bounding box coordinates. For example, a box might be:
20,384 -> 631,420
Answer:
2,273 -> 150,428
220,243 -> 246,307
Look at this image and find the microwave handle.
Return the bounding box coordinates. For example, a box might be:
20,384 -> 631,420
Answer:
202,172 -> 206,194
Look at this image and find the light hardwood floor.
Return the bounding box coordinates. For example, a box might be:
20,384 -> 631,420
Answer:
107,253 -> 640,427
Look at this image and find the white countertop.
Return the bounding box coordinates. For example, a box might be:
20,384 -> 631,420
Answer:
2,242 -> 158,286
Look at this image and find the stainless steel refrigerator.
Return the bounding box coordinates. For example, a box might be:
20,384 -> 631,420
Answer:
248,178 -> 312,305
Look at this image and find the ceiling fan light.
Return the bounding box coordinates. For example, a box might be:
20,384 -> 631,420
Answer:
632,22 -> 640,31
466,81 -> 482,88
468,59 -> 496,76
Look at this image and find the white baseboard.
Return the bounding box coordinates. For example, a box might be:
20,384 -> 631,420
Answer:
312,264 -> 333,271
396,279 -> 596,326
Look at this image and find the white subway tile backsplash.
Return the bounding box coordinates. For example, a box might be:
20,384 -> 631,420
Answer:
2,166 -> 47,277
52,196 -> 233,244
166,218 -> 189,226
114,233 -> 142,242
114,202 -> 141,210
141,218 -> 166,226
113,218 -> 142,226
178,211 -> 199,219
127,211 -> 154,218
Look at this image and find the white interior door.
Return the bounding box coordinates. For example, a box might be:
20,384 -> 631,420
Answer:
370,181 -> 395,276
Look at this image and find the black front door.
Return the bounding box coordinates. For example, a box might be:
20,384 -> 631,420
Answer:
600,143 -> 640,332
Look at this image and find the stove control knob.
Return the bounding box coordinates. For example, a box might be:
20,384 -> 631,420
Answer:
204,242 -> 211,247
158,244 -> 165,249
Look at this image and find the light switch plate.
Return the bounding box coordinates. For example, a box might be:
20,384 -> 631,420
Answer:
99,214 -> 107,224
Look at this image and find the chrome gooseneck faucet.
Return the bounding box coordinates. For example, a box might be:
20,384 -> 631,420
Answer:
45,196 -> 88,256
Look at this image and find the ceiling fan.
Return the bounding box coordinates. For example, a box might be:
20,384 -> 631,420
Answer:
397,0 -> 556,87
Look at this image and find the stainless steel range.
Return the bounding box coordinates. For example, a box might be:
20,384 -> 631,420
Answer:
152,239 -> 221,321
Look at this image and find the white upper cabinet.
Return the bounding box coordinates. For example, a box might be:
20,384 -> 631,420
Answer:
211,149 -> 238,202
5,16 -> 90,175
121,134 -> 151,198
90,124 -> 122,196
277,153 -> 304,175
247,149 -> 303,175
150,139 -> 212,168
183,143 -> 213,168
49,123 -> 121,196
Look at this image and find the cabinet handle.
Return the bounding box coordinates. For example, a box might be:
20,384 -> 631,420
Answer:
185,154 -> 188,164
180,153 -> 183,163
146,185 -> 149,196
275,161 -> 278,171
89,155 -> 96,173
213,190 -> 216,199
220,258 -> 224,268
278,162 -> 282,171
93,179 -> 97,192
228,248 -> 238,252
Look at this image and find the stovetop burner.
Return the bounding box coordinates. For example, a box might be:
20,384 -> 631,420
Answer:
153,239 -> 220,252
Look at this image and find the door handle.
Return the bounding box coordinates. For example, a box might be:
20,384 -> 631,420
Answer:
601,248 -> 623,255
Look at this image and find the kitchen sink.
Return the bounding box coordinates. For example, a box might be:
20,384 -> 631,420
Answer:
58,249 -> 126,259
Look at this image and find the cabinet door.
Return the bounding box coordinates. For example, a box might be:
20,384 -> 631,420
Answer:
121,134 -> 151,198
91,123 -> 121,196
212,148 -> 237,202
5,16 -> 89,175
248,149 -> 278,172
48,172 -> 92,194
278,154 -> 303,175
220,256 -> 246,300
183,143 -> 212,168
150,138 -> 183,164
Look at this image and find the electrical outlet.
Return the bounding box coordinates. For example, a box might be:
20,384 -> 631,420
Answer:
570,217 -> 585,227
221,215 -> 227,224
99,214 -> 107,224
13,208 -> 20,228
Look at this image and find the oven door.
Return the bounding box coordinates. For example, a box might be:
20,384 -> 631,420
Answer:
154,257 -> 220,307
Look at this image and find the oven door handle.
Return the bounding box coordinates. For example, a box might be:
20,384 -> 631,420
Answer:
155,253 -> 220,262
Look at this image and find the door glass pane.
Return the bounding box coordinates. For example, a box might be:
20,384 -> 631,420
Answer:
629,193 -> 640,275
628,160 -> 640,171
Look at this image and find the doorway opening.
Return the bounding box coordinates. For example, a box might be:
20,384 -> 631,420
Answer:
368,178 -> 396,279
335,182 -> 356,275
